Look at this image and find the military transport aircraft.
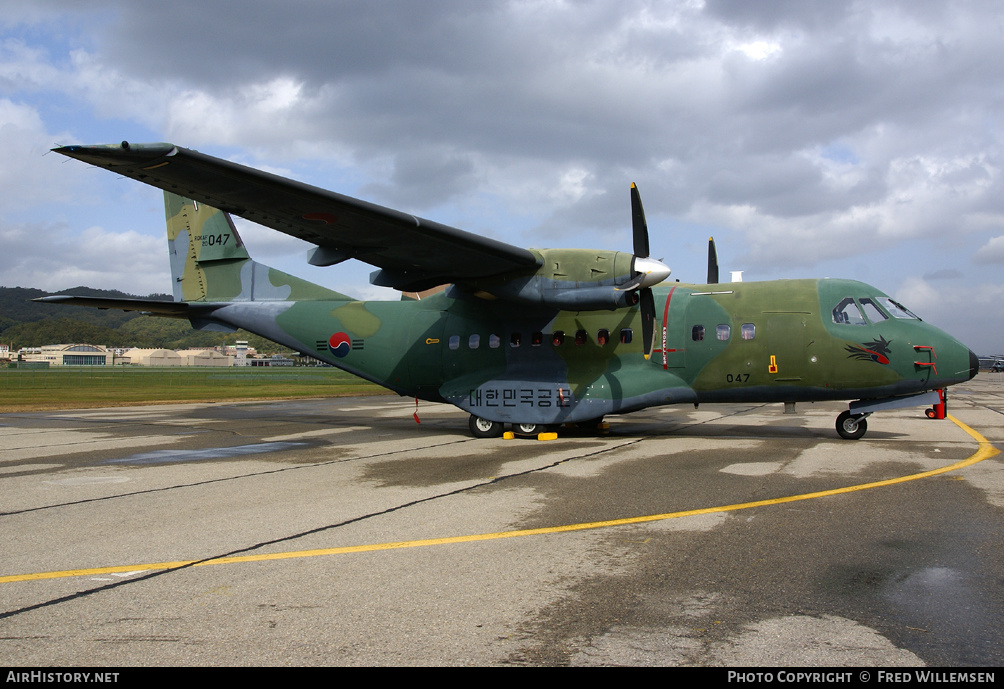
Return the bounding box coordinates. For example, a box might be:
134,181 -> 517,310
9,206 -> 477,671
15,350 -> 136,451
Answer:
42,142 -> 979,439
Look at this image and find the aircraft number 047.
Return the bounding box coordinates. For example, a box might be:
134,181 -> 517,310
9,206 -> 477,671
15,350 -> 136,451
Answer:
195,233 -> 230,247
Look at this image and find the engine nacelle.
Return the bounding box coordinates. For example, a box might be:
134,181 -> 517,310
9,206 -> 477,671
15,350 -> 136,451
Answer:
478,280 -> 639,310
466,248 -> 669,311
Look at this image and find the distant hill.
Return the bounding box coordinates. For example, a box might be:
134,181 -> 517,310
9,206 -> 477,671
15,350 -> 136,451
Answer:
0,286 -> 290,353
0,286 -> 168,328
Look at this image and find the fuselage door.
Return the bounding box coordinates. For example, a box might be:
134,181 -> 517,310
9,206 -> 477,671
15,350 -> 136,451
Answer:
765,313 -> 809,382
406,307 -> 446,398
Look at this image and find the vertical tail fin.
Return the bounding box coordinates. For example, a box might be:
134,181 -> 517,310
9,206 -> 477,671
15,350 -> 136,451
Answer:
164,192 -> 353,303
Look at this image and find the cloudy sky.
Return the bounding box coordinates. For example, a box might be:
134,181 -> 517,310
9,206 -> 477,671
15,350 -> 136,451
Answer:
1,0 -> 1002,353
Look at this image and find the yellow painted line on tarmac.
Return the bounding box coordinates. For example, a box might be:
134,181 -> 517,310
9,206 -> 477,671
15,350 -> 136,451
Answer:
2,415 -> 998,586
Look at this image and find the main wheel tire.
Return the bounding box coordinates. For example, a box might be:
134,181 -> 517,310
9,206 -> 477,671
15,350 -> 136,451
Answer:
515,423 -> 540,435
469,415 -> 504,439
836,410 -> 867,440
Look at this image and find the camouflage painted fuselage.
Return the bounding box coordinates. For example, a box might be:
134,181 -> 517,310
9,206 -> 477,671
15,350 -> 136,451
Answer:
43,191 -> 976,429
41,143 -> 978,432
160,191 -> 975,425
202,277 -> 975,426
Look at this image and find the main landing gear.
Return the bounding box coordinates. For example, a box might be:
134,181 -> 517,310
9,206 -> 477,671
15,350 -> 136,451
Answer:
835,410 -> 869,440
466,415 -> 549,439
469,415 -> 504,438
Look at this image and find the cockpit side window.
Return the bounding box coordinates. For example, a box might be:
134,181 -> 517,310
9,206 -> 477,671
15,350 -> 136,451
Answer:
858,298 -> 888,323
877,297 -> 921,320
832,297 -> 867,325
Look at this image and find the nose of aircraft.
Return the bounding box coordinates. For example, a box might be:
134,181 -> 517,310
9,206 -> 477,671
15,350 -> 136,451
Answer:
969,349 -> 980,380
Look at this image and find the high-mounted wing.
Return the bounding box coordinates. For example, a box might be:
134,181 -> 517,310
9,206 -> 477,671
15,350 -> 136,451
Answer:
53,142 -> 540,292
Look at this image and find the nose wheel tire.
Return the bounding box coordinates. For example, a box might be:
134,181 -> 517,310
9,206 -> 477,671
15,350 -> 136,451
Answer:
469,415 -> 504,439
836,410 -> 867,440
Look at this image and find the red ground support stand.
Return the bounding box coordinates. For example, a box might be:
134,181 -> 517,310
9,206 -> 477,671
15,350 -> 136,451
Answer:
926,389 -> 947,419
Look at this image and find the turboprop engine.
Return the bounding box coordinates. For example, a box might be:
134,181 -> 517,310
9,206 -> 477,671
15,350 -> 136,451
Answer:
457,183 -> 669,358
470,248 -> 670,311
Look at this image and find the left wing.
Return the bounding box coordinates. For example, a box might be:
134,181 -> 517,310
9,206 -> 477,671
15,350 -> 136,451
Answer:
53,142 -> 540,291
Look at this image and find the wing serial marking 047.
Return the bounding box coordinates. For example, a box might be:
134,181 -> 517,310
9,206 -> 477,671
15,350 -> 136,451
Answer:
43,142 -> 979,439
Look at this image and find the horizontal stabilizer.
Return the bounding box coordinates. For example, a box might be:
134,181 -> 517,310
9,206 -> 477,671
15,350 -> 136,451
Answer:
34,295 -> 208,316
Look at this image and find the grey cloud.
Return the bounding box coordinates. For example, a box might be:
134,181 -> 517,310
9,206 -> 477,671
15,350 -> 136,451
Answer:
98,1 -> 510,87
974,236 -> 1004,264
923,269 -> 963,280
9,1 -> 1004,270
359,146 -> 477,209
702,0 -> 854,32
0,220 -> 167,293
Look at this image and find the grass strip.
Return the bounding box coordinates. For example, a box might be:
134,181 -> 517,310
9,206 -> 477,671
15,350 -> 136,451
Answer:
0,367 -> 388,411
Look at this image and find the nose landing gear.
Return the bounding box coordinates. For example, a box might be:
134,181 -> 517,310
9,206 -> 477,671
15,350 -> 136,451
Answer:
836,410 -> 869,440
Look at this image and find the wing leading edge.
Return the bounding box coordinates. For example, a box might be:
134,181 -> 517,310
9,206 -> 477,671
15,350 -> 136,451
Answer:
53,142 -> 540,292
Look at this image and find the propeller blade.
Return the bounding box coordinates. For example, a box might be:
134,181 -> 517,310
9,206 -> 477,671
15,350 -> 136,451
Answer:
630,183 -> 649,259
631,184 -> 663,359
707,236 -> 719,284
617,271 -> 647,292
640,287 -> 656,359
